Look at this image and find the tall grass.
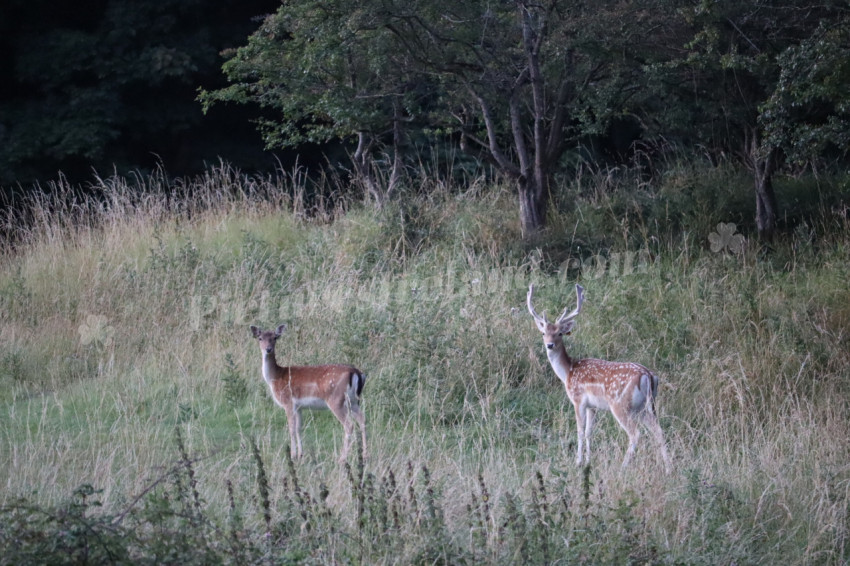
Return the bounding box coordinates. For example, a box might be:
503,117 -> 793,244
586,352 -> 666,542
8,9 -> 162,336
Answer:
1,160 -> 849,563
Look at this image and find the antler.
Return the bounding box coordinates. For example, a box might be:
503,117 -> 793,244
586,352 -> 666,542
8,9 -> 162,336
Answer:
528,284 -> 585,326
555,284 -> 584,324
527,284 -> 547,324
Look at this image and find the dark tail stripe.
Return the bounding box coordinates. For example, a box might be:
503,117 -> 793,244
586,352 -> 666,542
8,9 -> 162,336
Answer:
351,371 -> 366,397
649,373 -> 659,415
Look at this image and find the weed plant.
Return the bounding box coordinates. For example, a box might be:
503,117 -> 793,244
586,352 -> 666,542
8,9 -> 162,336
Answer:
0,160 -> 849,563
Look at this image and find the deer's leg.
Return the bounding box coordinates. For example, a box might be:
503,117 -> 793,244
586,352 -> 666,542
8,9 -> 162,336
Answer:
623,417 -> 640,468
639,389 -> 671,473
340,421 -> 354,463
646,413 -> 671,473
343,393 -> 367,458
294,408 -> 305,459
623,428 -> 641,469
286,407 -> 301,460
612,410 -> 640,469
574,404 -> 587,466
330,404 -> 355,462
583,408 -> 596,464
350,404 -> 367,458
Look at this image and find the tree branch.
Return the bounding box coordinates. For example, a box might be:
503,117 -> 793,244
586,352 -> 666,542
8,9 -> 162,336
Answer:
471,87 -> 521,178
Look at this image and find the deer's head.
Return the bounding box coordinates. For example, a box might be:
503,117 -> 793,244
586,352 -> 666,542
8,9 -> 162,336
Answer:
250,324 -> 286,355
527,284 -> 585,350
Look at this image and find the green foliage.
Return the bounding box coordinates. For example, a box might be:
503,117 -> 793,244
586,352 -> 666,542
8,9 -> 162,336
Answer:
645,0 -> 849,197
2,441 -> 692,565
201,0 -> 679,234
221,353 -> 249,410
0,266 -> 34,326
0,485 -> 131,565
199,0 -> 417,147
761,17 -> 850,164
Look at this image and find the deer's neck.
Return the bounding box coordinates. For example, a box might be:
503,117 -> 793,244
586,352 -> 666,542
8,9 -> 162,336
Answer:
261,351 -> 280,383
547,344 -> 574,385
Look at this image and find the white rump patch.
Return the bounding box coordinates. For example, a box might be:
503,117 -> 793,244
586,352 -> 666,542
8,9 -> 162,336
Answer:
631,374 -> 652,408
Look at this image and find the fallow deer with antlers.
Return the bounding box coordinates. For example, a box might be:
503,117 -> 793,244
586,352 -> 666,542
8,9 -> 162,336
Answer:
527,284 -> 670,471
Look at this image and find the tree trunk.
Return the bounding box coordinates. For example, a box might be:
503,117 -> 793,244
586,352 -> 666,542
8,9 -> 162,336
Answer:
755,168 -> 778,242
518,174 -> 547,238
387,97 -> 404,199
750,139 -> 779,242
352,131 -> 382,208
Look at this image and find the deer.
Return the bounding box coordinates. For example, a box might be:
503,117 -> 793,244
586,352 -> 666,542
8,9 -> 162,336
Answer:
527,284 -> 670,472
250,324 -> 367,462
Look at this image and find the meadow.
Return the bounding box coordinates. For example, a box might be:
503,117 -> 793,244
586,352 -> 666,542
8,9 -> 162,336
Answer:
1,161 -> 849,564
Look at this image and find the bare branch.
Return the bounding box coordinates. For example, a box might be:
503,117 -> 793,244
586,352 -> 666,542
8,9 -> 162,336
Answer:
471,88 -> 521,178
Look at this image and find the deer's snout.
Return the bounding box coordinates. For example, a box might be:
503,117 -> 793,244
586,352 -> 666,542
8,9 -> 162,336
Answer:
546,342 -> 555,350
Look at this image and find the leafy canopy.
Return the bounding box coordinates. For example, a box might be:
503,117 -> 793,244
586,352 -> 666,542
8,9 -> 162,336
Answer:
199,0 -> 425,150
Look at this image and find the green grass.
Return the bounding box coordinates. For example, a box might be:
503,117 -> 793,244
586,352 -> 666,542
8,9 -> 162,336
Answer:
1,162 -> 849,563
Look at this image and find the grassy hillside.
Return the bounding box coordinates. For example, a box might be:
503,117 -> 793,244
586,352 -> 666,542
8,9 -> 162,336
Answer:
1,162 -> 849,564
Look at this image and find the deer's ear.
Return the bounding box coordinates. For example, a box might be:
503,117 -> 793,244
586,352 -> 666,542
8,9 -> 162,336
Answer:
534,318 -> 548,333
559,319 -> 576,336
250,325 -> 261,338
275,324 -> 286,337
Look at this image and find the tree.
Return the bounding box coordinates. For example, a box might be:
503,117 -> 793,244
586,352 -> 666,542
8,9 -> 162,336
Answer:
203,0 -> 662,237
199,0 -> 427,207
394,0 -> 664,236
761,15 -> 850,169
657,0 -> 848,241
